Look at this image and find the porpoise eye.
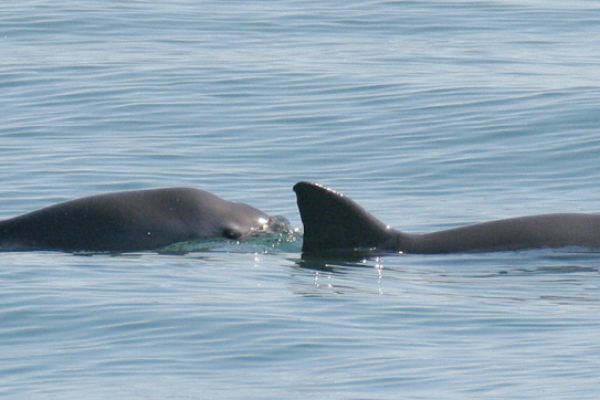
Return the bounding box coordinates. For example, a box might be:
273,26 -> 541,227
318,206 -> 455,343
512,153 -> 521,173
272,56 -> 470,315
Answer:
222,228 -> 242,240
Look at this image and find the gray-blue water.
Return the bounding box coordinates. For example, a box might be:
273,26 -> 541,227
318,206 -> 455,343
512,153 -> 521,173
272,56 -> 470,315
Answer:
2,1 -> 600,399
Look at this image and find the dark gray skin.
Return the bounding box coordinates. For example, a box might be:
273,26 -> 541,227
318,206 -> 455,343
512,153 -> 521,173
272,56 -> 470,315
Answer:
294,181 -> 600,255
0,188 -> 280,253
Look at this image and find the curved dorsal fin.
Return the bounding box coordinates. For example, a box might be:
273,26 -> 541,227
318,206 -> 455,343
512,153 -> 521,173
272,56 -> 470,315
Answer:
293,182 -> 398,254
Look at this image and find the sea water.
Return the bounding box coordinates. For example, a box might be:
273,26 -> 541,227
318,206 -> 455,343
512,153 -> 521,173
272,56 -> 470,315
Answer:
2,1 -> 600,399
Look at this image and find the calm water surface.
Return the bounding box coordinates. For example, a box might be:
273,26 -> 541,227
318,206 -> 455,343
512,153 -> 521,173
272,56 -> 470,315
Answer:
2,1 -> 600,399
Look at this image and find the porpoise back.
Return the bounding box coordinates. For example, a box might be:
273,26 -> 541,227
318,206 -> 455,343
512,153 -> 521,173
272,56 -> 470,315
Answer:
294,181 -> 600,255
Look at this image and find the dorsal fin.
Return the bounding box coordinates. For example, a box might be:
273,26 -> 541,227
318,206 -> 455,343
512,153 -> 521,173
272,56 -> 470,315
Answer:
293,182 -> 398,254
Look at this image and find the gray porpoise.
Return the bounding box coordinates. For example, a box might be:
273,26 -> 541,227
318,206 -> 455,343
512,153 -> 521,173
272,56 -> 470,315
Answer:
0,188 -> 280,253
294,181 -> 600,255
